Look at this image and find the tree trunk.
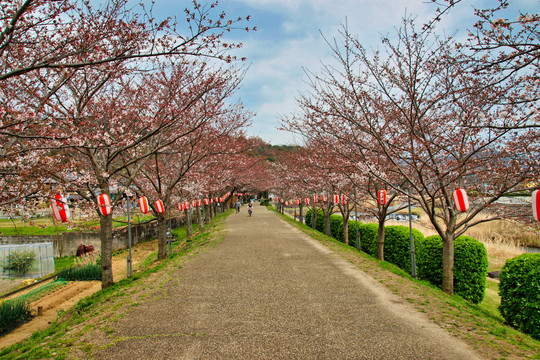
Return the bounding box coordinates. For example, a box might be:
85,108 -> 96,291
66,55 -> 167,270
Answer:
312,208 -> 317,229
205,204 -> 211,223
299,203 -> 304,224
442,236 -> 455,294
197,206 -> 204,229
324,209 -> 331,236
100,214 -> 114,289
343,215 -> 349,245
157,212 -> 167,260
185,208 -> 192,239
377,216 -> 385,261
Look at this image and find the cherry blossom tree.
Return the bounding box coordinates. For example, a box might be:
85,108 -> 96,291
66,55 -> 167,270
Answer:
0,0 -> 254,207
126,64 -> 251,260
288,18 -> 539,295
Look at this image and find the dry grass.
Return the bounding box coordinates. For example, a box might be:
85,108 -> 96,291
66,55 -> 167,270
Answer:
464,218 -> 538,271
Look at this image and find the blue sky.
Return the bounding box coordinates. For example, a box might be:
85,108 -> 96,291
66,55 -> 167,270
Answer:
150,0 -> 538,145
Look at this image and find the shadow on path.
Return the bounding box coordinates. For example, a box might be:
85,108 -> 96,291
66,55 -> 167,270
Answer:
92,207 -> 480,359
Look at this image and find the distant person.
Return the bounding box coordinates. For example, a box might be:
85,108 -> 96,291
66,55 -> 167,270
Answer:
248,202 -> 253,217
235,200 -> 241,213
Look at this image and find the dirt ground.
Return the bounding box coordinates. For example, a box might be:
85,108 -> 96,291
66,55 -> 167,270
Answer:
0,240 -> 158,349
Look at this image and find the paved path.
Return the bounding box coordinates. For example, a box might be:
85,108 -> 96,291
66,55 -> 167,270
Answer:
94,207 -> 480,359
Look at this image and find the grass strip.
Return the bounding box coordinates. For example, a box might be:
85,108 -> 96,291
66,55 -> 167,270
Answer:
274,208 -> 540,359
0,211 -> 231,360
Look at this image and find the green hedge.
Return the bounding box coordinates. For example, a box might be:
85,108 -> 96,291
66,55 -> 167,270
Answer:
416,235 -> 488,304
359,223 -> 378,255
330,214 -> 343,241
384,225 -> 424,274
499,253 -> 540,340
348,220 -> 362,248
305,211 -> 362,247
305,209 -> 324,230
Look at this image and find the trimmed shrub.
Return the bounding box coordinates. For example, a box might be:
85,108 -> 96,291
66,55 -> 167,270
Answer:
348,220 -> 362,248
416,235 -> 443,287
454,236 -> 488,303
305,209 -> 313,227
315,209 -> 325,233
330,214 -> 343,242
499,253 -> 540,340
384,225 -> 424,274
0,300 -> 31,334
359,223 -> 378,255
416,235 -> 488,304
305,209 -> 325,232
56,263 -> 102,281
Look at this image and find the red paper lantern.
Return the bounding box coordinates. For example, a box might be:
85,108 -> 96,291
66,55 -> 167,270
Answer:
204,198 -> 209,206
197,199 -> 202,207
139,197 -> 149,214
215,197 -> 219,203
341,194 -> 347,205
285,201 -> 289,206
305,198 -> 310,205
154,199 -> 165,214
313,195 -> 318,203
532,190 -> 540,221
184,200 -> 190,209
191,200 -> 197,207
452,188 -> 470,212
378,190 -> 387,205
51,194 -> 70,222
296,199 -> 300,205
281,199 -> 284,203
333,194 -> 339,204
177,203 -> 184,211
98,193 -> 112,216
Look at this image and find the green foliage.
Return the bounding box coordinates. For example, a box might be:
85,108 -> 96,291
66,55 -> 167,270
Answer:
0,300 -> 31,334
305,209 -> 313,227
329,214 -> 343,241
416,235 -> 443,287
260,198 -> 271,206
348,219 -> 362,248
417,235 -> 488,304
2,250 -> 36,276
315,210 -> 325,233
54,256 -> 75,272
359,223 -> 378,255
56,263 -> 102,281
305,209 -> 325,232
454,236 -> 488,304
384,225 -> 424,274
306,211 -> 362,248
499,253 -> 540,340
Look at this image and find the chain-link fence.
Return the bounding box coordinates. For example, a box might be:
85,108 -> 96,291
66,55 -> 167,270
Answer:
0,243 -> 55,278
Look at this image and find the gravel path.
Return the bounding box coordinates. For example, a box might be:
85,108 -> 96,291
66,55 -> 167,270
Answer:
92,207 -> 481,359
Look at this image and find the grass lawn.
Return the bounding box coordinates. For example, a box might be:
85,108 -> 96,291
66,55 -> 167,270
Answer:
0,214 -> 157,236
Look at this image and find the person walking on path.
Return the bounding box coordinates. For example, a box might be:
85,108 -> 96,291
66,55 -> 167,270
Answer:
235,200 -> 241,213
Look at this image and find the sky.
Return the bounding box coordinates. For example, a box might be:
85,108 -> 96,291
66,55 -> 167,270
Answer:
149,0 -> 538,145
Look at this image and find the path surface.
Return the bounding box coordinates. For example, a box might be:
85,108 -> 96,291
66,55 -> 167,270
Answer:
93,207 -> 480,359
